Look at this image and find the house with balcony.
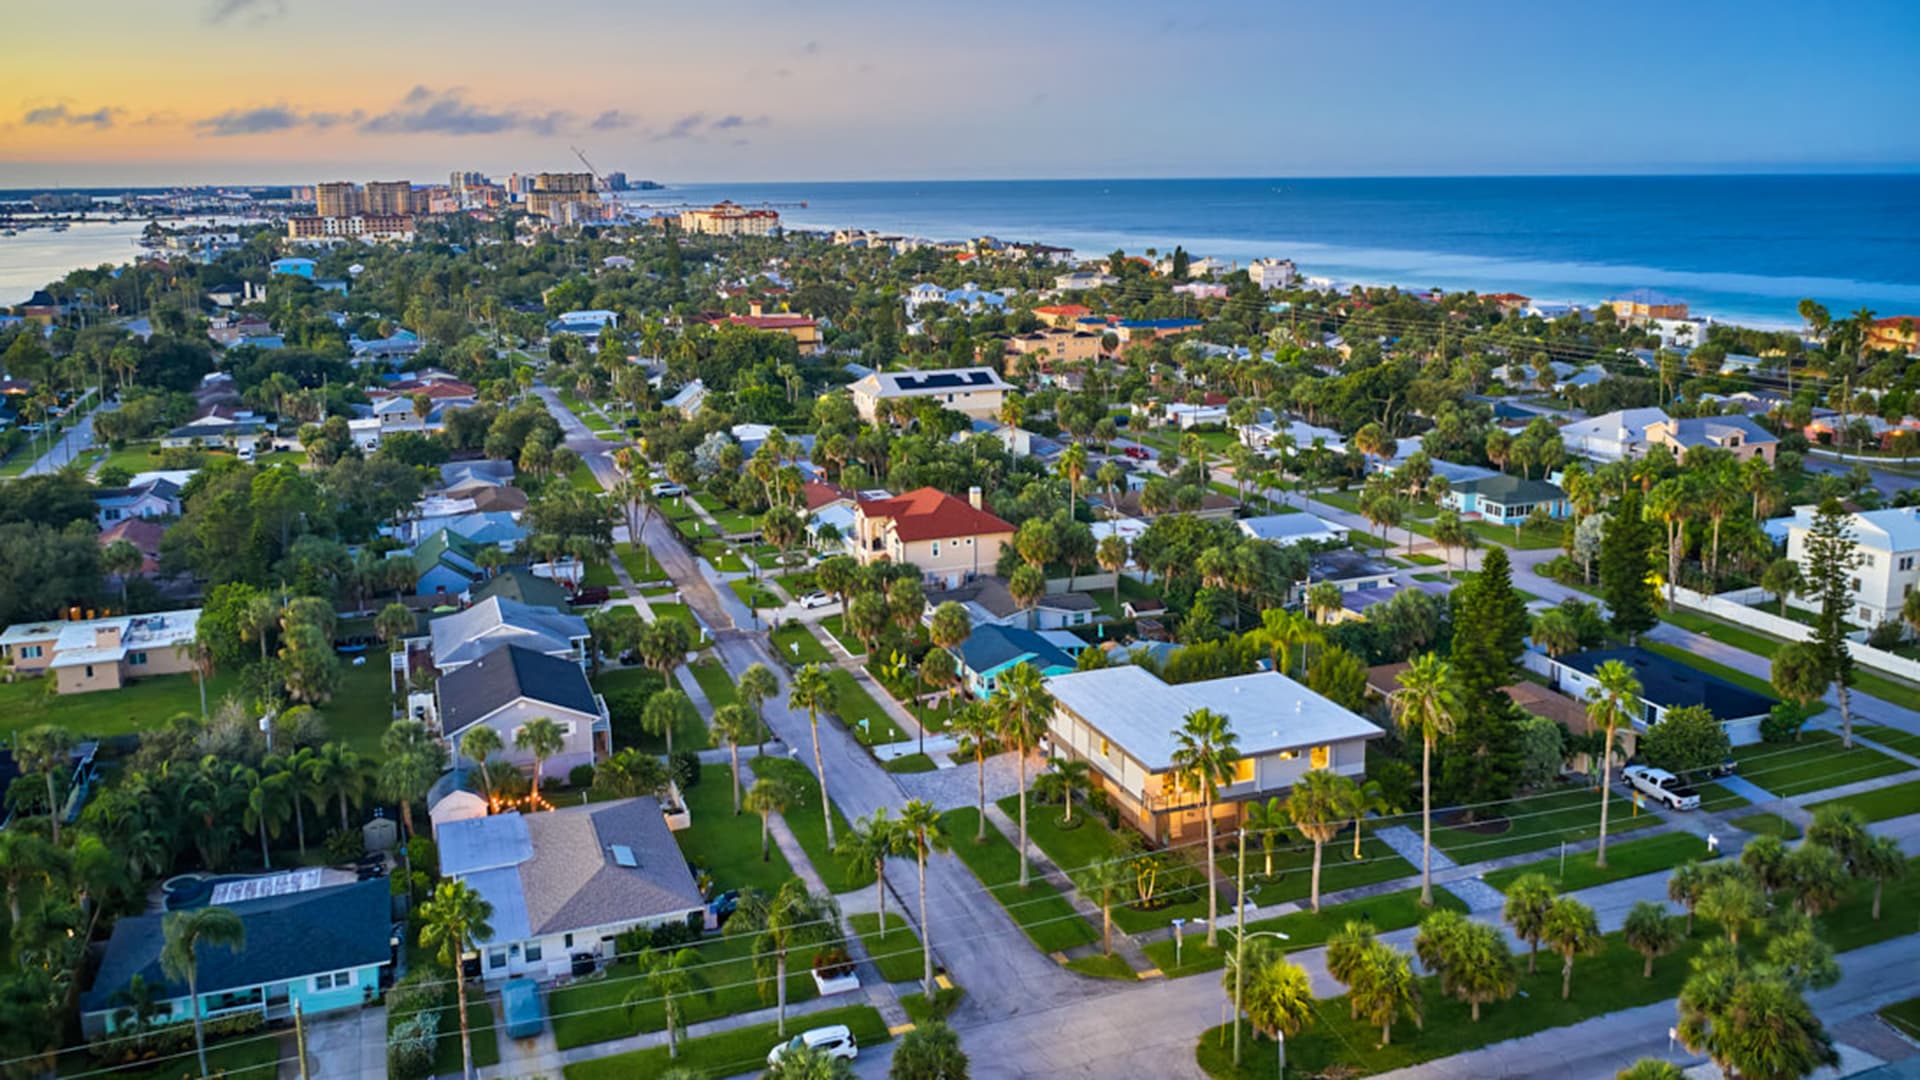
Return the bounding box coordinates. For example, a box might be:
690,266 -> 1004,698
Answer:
438,799 -> 704,983
434,644 -> 609,781
852,486 -> 1014,588
0,608 -> 202,694
80,876 -> 390,1038
1043,666 -> 1384,843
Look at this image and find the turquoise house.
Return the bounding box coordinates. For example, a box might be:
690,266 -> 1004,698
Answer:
1440,474 -> 1571,523
955,624 -> 1083,698
80,877 -> 391,1038
268,257 -> 316,279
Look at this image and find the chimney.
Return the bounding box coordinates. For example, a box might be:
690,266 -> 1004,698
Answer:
967,486 -> 983,511
748,300 -> 763,318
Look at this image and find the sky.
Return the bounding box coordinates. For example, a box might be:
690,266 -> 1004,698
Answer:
2,0 -> 1917,188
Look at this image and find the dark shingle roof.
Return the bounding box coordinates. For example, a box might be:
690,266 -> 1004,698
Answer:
81,879 -> 389,1012
1559,647 -> 1777,720
438,644 -> 600,735
472,567 -> 570,610
956,624 -> 1075,674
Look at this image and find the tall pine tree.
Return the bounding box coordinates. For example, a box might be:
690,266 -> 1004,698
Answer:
1600,489 -> 1659,643
1441,548 -> 1525,813
1803,499 -> 1860,746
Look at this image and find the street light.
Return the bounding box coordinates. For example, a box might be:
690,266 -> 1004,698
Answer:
1226,924 -> 1290,1070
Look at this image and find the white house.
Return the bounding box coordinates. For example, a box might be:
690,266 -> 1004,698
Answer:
1558,407 -> 1671,463
1783,505 -> 1920,628
1248,259 -> 1297,291
1236,513 -> 1349,547
1543,647 -> 1777,747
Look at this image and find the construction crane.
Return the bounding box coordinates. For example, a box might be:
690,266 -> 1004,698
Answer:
570,146 -> 606,189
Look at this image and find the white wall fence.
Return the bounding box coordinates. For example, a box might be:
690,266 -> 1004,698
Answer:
1672,585 -> 1920,685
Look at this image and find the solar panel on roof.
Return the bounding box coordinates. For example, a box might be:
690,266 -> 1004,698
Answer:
610,844 -> 637,867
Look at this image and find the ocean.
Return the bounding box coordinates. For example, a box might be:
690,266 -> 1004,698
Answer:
4,176 -> 1916,326
633,175 -> 1920,328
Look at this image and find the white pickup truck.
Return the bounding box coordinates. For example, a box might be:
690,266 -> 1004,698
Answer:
1622,765 -> 1701,811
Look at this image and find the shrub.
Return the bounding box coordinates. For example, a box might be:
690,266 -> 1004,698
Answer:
568,763 -> 597,789
1866,620 -> 1906,650
811,947 -> 855,979
387,1010 -> 440,1080
669,749 -> 701,790
386,967 -> 450,1022
1761,704 -> 1809,744
650,918 -> 701,950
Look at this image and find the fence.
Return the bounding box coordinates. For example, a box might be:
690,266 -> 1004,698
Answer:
1671,584 -> 1920,684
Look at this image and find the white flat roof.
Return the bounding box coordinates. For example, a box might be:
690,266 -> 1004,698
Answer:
1044,666 -> 1383,771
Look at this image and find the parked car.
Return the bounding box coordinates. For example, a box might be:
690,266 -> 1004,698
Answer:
569,586 -> 610,606
1622,765 -> 1700,811
651,481 -> 686,497
799,591 -> 834,609
708,889 -> 740,927
1122,445 -> 1151,460
768,1025 -> 858,1067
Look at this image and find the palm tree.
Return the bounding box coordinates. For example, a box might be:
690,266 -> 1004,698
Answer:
15,724 -> 75,845
1529,609 -> 1580,658
417,880 -> 494,1080
950,703 -> 996,842
1502,873 -> 1557,974
1855,834 -> 1907,921
1097,534 -> 1130,611
711,704 -> 761,815
161,906 -> 246,1077
515,716 -> 566,804
1584,659 -> 1641,869
1698,874 -> 1766,945
0,831 -> 67,925
308,742 -> 366,832
1287,769 -> 1349,913
1170,707 -> 1239,944
1072,856 -> 1132,960
642,688 -> 696,759
1668,861 -> 1708,935
917,647 -> 958,757
378,721 -> 447,839
997,662 -> 1054,889
745,776 -> 796,862
838,809 -> 904,943
1041,756 -> 1093,825
1418,911 -> 1517,1022
242,768 -> 294,869
1338,777 -> 1393,860
1306,581 -> 1343,625
239,593 -> 279,665
1243,796 -> 1287,877
459,727 -> 504,798
787,663 -> 839,848
899,799 -> 948,997
1617,1060 -> 1687,1080
1542,896 -> 1603,999
728,880 -> 842,1036
269,747 -> 319,858
375,602 -> 416,652
1623,900 -> 1680,978
1350,942 -> 1422,1047
1392,654 -> 1461,906
739,662 -> 780,753
1326,922 -> 1375,1018
1225,939 -> 1315,1064
101,538 -> 143,606
1250,607 -> 1318,677
628,947 -> 697,1060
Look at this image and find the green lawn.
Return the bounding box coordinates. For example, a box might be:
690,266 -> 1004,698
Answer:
824,668 -> 905,745
673,763 -> 794,897
1143,887 -> 1468,979
561,1004 -> 889,1080
1729,811 -> 1801,840
90,1033 -> 283,1080
1694,780 -> 1750,812
616,542 -> 665,584
1658,612 -> 1920,712
1066,952 -> 1139,980
1879,997 -> 1920,1042
579,560 -> 619,588
729,579 -> 783,610
709,507 -> 762,537
1429,785 -> 1659,863
696,540 -> 749,573
1805,777 -> 1920,823
1482,831 -> 1714,893
818,613 -> 864,655
687,656 -> 738,711
646,601 -> 698,630
549,931 -> 820,1051
1090,573 -> 1167,621
900,986 -> 964,1027
1733,730 -> 1911,797
750,757 -> 874,893
849,911 -> 925,984
885,753 -> 938,774
568,460 -> 602,493
1858,724 -> 1920,759
596,666 -> 707,753
940,807 -> 1100,953
87,440 -> 166,477
771,621 -> 834,666
423,995 -> 500,1075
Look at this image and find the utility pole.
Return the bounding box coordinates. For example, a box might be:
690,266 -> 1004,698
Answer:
294,1000 -> 309,1080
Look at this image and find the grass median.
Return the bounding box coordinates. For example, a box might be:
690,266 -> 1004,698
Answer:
750,757 -> 874,893
1144,886 -> 1468,979
1481,830 -> 1713,893
849,911 -> 925,984
561,1004 -> 888,1079
939,807 -> 1100,953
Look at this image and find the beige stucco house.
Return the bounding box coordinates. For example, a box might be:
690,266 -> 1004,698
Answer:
0,609 -> 202,694
849,367 -> 1013,423
853,487 -> 1015,589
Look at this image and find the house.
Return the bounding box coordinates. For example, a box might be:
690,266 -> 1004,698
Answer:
701,311 -> 823,354
849,367 -> 1013,423
1053,271 -> 1118,291
663,379 -> 707,417
853,486 -> 1015,588
1866,315 -> 1919,356
953,624 -> 1084,698
1160,401 -> 1229,429
269,257 -> 317,279
1298,550 -> 1397,601
427,769 -> 489,840
93,477 -> 182,528
905,282 -> 1008,316
1043,666 -> 1384,843
1248,259 -> 1297,291
79,876 -> 390,1038
1005,328 -> 1103,371
1441,475 -> 1571,522
471,567 -> 572,610
350,330 -> 423,364
1782,505 -> 1920,627
1609,289 -> 1689,321
409,529 -> 489,598
1033,304 -> 1092,328
435,644 -> 608,779
98,517 -> 166,575
924,575 -> 1099,632
1558,407 -> 1671,462
438,800 -> 704,983
1240,418 -> 1346,455
428,595 -> 591,673
1236,513 -> 1350,547
160,416 -> 269,454
1114,318 -> 1203,344
0,608 -> 201,694
405,510 -> 526,550
1544,647 -> 1777,746
1172,283 -> 1229,299
1645,414 -> 1779,464
549,309 -> 619,335
1091,487 -> 1238,522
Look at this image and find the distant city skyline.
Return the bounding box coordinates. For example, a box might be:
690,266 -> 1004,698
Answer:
3,0 -> 1917,187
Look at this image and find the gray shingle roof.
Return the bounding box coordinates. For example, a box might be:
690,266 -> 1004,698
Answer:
437,644 -> 600,735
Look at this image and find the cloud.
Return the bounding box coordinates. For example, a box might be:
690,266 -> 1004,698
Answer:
802,40 -> 821,55
359,86 -> 569,136
589,109 -> 637,132
193,104 -> 361,137
204,0 -> 286,24
649,112 -> 771,142
710,114 -> 768,131
22,103 -> 122,129
651,113 -> 707,141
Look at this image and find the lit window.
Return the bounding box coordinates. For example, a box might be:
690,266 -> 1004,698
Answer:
1276,749 -> 1297,761
1231,759 -> 1255,784
1310,745 -> 1330,769
1099,737 -> 1110,757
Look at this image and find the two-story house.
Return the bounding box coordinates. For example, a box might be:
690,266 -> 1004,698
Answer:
1784,505 -> 1920,628
92,477 -> 182,528
434,643 -> 609,781
1044,666 -> 1384,844
0,608 -> 202,694
1645,414 -> 1779,464
849,367 -> 1013,424
853,487 -> 1014,589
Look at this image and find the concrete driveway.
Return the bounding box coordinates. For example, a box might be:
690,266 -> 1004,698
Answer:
291,1003 -> 385,1079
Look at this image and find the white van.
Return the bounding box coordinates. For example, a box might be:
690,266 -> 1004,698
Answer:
767,1024 -> 858,1066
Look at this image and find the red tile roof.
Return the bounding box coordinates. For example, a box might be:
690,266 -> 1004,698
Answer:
803,481 -> 854,511
1034,305 -> 1091,317
98,517 -> 165,574
858,487 -> 1013,542
702,313 -> 817,331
